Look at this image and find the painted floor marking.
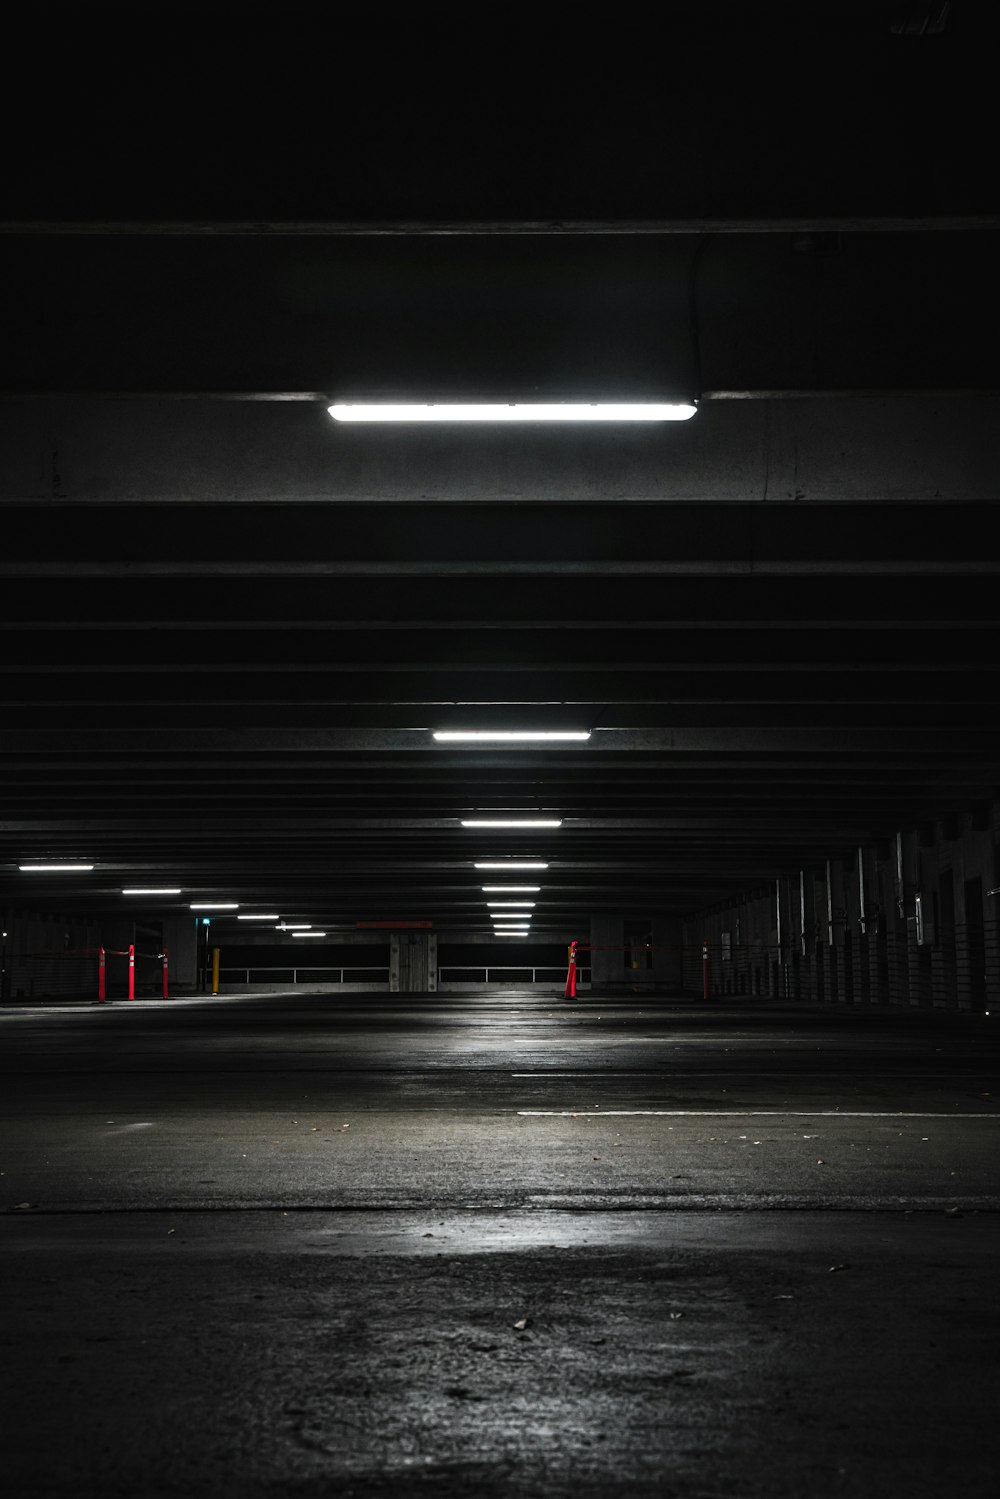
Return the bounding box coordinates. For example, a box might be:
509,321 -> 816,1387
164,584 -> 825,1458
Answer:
517,1109 -> 1000,1118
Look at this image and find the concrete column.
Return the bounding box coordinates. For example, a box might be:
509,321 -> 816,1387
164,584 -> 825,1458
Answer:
589,914 -> 623,987
162,916 -> 197,992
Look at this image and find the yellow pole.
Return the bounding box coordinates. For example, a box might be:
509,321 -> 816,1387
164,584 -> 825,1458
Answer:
211,946 -> 220,996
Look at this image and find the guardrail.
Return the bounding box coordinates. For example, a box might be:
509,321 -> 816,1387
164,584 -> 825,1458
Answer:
438,965 -> 591,986
219,965 -> 390,986
218,964 -> 590,989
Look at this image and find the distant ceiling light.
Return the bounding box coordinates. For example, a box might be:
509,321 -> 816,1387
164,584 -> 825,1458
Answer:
236,914 -> 281,921
495,930 -> 531,935
474,862 -> 549,870
329,403 -> 696,423
462,819 -> 562,828
482,886 -> 541,892
276,923 -> 311,930
122,888 -> 182,895
433,730 -> 591,743
19,863 -> 94,872
292,931 -> 327,938
189,902 -> 239,910
487,902 -> 536,908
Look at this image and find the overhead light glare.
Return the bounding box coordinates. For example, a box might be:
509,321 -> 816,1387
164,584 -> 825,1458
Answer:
276,923 -> 311,930
329,403 -> 696,423
462,819 -> 562,828
19,864 -> 93,872
433,730 -> 590,743
122,888 -> 181,895
474,862 -> 548,870
487,902 -> 536,908
494,930 -> 531,935
189,902 -> 239,910
482,886 -> 541,892
292,931 -> 327,938
237,914 -> 281,921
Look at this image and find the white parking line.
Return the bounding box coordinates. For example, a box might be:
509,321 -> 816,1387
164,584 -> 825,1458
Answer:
517,1110 -> 1000,1118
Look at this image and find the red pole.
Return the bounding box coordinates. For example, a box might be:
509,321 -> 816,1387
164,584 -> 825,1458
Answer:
563,940 -> 578,1000
128,942 -> 135,1001
702,940 -> 709,1000
98,946 -> 106,1003
162,948 -> 169,1000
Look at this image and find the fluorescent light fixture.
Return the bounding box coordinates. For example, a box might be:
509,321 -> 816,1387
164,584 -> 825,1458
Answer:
461,819 -> 562,828
433,730 -> 591,743
189,902 -> 239,910
482,886 -> 540,892
292,931 -> 327,938
495,930 -> 531,935
474,862 -> 548,870
275,923 -> 311,930
19,863 -> 93,872
237,914 -> 280,921
122,888 -> 181,895
487,901 -> 536,908
329,403 -> 696,422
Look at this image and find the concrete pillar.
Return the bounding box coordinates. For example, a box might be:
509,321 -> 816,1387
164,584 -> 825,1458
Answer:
162,915 -> 197,992
589,914 -> 623,987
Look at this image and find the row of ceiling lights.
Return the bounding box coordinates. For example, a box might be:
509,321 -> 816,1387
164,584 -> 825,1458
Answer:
14,727 -> 579,934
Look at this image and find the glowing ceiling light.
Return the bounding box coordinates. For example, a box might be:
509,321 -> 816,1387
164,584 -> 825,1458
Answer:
19,863 -> 93,872
275,923 -> 311,930
237,914 -> 281,921
189,902 -> 239,910
474,862 -> 549,870
292,931 -> 327,937
461,819 -> 562,828
329,403 -> 696,422
487,901 -> 536,908
122,888 -> 181,895
433,730 -> 591,742
481,886 -> 541,892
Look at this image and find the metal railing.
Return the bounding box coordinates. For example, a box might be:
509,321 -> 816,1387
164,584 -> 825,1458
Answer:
438,965 -> 591,985
218,964 -> 590,988
219,965 -> 390,986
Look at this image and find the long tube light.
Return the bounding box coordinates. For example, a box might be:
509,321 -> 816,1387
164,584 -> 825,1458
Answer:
433,731 -> 590,743
481,885 -> 540,892
292,931 -> 327,937
487,901 -> 536,908
122,887 -> 181,895
276,923 -> 311,930
237,914 -> 281,921
462,819 -> 562,828
190,902 -> 239,910
474,862 -> 548,870
495,930 -> 532,935
19,864 -> 93,872
329,403 -> 696,422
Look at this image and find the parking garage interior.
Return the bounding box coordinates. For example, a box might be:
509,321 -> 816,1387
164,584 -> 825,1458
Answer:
1,5 -> 999,1497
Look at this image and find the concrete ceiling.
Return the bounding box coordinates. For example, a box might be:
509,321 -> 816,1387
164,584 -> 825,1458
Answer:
1,1 -> 997,937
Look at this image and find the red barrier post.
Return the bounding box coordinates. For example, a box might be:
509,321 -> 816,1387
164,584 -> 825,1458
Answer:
702,940 -> 709,999
162,948 -> 169,1000
128,942 -> 135,1001
563,940 -> 578,1000
98,946 -> 106,1003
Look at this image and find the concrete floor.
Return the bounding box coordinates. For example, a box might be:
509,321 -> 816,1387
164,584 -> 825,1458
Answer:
1,992 -> 998,1497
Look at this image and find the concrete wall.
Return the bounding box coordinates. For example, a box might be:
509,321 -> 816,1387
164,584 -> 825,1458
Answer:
683,800 -> 1000,1011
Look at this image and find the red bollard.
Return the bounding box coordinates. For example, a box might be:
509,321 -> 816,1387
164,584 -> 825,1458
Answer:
98,946 -> 106,1003
161,949 -> 169,1000
563,940 -> 578,1000
702,940 -> 709,1000
128,942 -> 135,1001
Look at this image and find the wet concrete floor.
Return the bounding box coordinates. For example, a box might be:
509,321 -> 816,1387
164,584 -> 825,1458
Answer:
1,991 -> 998,1496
